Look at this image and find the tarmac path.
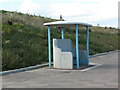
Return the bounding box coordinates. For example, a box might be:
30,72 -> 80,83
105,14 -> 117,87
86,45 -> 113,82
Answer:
1,52 -> 118,88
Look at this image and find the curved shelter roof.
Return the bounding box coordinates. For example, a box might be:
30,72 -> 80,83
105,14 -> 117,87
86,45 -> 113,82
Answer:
43,21 -> 92,27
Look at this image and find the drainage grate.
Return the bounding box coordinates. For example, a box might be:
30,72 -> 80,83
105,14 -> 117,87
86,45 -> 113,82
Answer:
61,71 -> 71,73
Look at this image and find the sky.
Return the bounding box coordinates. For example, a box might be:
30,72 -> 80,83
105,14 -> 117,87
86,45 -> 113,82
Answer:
0,0 -> 119,27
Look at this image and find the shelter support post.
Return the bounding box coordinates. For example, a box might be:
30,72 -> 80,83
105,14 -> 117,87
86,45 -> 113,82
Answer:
61,27 -> 64,39
48,26 -> 51,67
86,26 -> 89,65
76,24 -> 80,69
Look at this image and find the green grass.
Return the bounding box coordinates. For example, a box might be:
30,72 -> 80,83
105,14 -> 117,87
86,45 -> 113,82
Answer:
1,10 -> 119,71
2,25 -> 46,70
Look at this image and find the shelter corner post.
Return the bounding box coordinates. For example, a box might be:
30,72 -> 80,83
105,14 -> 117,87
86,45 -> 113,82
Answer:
75,24 -> 80,69
86,26 -> 89,65
61,27 -> 64,39
48,26 -> 51,67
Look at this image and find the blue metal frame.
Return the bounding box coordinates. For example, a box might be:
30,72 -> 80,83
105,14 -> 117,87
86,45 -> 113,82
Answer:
75,24 -> 80,69
48,26 -> 51,67
47,24 -> 89,68
86,26 -> 89,65
61,27 -> 64,39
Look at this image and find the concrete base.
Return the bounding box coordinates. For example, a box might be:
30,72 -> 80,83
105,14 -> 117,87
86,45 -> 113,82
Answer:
53,39 -> 73,69
53,39 -> 89,69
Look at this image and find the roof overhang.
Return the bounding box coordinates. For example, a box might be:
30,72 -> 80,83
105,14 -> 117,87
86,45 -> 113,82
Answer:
43,21 -> 92,27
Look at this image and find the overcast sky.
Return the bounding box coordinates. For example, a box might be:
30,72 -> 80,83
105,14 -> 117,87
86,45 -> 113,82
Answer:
0,0 -> 119,27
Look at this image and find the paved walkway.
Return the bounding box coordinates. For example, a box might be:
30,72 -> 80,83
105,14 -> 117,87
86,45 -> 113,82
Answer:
1,52 -> 118,88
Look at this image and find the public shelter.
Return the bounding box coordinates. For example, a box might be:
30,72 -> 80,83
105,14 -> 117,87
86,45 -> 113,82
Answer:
44,21 -> 92,69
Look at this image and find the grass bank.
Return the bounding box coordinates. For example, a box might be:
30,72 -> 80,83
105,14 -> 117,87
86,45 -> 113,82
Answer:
1,10 -> 119,71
